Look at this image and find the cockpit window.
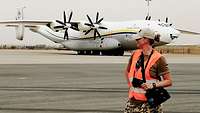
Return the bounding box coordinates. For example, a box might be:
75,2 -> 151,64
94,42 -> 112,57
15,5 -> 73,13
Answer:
158,23 -> 171,27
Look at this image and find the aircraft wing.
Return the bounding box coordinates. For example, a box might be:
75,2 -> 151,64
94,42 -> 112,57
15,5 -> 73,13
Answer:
0,20 -> 82,30
0,20 -> 52,27
177,29 -> 200,35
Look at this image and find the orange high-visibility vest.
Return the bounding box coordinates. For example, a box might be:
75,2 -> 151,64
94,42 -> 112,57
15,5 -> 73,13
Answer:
127,49 -> 162,101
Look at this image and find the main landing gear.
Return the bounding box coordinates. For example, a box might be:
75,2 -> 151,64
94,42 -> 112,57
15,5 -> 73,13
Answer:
77,48 -> 124,56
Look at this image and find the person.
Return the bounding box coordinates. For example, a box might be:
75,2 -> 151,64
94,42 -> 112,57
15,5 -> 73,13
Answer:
124,28 -> 172,113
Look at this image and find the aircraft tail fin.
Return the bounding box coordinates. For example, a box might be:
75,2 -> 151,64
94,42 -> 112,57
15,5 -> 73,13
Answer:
14,7 -> 26,40
15,24 -> 25,40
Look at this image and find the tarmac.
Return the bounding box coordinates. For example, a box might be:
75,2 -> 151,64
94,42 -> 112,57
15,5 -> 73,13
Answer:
0,49 -> 199,113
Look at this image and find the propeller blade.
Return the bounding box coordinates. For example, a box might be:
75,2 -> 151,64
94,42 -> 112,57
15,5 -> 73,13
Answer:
56,20 -> 65,25
145,16 -> 148,20
84,23 -> 94,27
85,28 -> 93,35
54,26 -> 64,29
166,17 -> 168,23
96,29 -> 101,38
94,29 -> 97,39
64,11 -> 66,23
98,26 -> 107,29
96,12 -> 99,23
86,15 -> 94,25
68,11 -> 73,23
97,18 -> 104,24
148,16 -> 151,20
64,28 -> 68,40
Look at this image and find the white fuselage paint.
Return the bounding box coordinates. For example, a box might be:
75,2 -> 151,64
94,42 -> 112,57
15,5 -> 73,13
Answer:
29,20 -> 180,51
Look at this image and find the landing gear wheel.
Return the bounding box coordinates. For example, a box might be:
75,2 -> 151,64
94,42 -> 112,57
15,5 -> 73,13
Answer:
117,49 -> 124,56
85,50 -> 92,55
77,50 -> 85,55
101,51 -> 112,56
101,48 -> 124,56
92,50 -> 100,55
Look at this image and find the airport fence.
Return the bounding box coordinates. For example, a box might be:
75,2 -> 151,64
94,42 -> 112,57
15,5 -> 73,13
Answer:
155,45 -> 200,54
0,44 -> 64,50
1,44 -> 200,54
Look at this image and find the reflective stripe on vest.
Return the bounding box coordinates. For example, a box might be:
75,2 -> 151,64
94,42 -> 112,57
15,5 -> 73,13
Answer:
128,49 -> 161,101
130,79 -> 158,93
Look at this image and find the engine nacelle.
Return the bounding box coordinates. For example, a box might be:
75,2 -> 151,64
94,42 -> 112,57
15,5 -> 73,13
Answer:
15,24 -> 25,40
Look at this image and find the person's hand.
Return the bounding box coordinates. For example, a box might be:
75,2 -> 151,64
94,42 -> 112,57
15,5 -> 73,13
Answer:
141,83 -> 153,90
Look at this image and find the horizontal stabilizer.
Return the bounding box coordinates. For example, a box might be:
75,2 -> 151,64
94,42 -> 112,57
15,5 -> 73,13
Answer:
177,29 -> 200,35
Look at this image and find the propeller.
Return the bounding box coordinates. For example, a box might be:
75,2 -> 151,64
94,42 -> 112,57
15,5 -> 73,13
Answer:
145,16 -> 148,20
54,11 -> 79,40
165,17 -> 173,26
165,17 -> 168,23
145,15 -> 151,20
148,16 -> 151,20
84,12 -> 107,39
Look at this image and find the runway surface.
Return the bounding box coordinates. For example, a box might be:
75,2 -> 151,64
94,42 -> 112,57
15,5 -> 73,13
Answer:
0,50 -> 199,113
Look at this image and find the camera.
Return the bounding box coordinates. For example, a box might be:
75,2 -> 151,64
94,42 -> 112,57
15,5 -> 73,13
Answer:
132,78 -> 144,87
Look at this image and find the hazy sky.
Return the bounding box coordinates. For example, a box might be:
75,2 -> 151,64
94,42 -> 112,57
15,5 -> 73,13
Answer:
0,0 -> 200,45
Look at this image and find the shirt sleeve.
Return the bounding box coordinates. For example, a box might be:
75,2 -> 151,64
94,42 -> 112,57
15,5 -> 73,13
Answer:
157,56 -> 170,76
149,56 -> 170,78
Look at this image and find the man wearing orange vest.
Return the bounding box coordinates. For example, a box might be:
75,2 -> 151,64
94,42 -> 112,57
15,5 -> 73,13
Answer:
124,28 -> 172,113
